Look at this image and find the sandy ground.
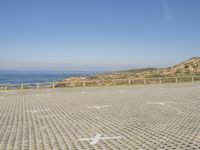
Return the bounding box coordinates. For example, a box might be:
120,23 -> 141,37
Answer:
0,83 -> 200,150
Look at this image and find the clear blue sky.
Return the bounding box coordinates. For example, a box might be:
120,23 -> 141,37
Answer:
0,0 -> 200,71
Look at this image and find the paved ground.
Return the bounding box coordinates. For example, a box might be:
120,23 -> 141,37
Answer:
0,83 -> 200,150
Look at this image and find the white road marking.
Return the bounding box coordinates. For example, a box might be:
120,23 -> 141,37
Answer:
81,91 -> 86,94
147,102 -> 173,106
147,102 -> 183,113
27,109 -> 50,114
79,134 -> 122,145
87,105 -> 111,109
95,105 -> 111,109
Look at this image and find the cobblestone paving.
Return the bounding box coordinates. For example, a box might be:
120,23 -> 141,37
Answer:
0,83 -> 200,150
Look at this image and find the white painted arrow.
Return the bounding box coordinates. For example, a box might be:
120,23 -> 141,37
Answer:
79,134 -> 122,145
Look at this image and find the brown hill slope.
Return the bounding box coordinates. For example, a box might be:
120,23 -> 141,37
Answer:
86,57 -> 200,80
167,57 -> 200,74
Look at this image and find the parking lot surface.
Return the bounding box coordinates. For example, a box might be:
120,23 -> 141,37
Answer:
0,83 -> 200,150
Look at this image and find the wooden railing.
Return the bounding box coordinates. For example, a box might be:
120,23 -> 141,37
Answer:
0,75 -> 200,91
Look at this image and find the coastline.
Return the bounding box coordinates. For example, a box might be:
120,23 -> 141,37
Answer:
0,70 -> 96,84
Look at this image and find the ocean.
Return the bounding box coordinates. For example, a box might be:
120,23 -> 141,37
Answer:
0,70 -> 97,84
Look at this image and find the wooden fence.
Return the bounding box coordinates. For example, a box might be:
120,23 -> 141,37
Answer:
0,75 -> 200,91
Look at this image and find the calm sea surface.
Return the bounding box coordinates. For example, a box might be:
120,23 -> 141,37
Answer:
0,71 -> 97,84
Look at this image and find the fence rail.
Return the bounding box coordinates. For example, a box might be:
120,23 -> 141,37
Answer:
0,75 -> 200,91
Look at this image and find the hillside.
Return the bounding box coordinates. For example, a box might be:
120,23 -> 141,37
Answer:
166,57 -> 200,74
63,57 -> 200,83
86,57 -> 200,80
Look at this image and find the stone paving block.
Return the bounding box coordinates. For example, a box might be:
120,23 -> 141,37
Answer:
0,83 -> 200,149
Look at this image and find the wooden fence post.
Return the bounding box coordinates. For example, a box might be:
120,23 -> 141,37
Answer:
144,78 -> 146,84
192,76 -> 194,82
175,77 -> 178,83
21,84 -> 23,90
83,81 -> 86,87
159,77 -> 162,84
36,83 -> 39,90
128,78 -> 131,85
52,81 -> 55,88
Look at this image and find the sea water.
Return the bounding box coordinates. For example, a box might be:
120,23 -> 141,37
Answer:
0,70 -> 97,84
